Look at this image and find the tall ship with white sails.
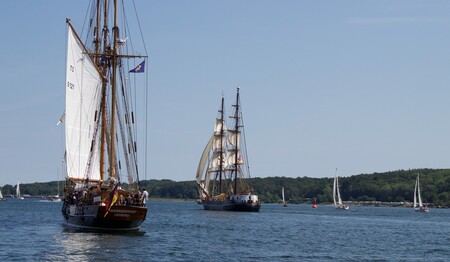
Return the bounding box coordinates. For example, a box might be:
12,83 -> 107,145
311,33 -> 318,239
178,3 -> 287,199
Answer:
60,0 -> 148,231
196,88 -> 260,212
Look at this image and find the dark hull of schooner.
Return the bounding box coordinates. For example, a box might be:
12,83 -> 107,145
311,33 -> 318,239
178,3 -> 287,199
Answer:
202,199 -> 260,212
62,204 -> 147,232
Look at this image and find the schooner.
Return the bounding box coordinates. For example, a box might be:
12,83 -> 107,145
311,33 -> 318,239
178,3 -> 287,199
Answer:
61,0 -> 148,231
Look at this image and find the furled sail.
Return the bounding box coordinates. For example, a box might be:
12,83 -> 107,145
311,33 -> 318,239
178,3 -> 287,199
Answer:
65,26 -> 102,181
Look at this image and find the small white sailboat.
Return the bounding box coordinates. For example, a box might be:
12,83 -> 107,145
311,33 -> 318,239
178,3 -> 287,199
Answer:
333,169 -> 349,210
16,181 -> 24,200
0,188 -> 6,201
282,187 -> 288,207
414,173 -> 429,213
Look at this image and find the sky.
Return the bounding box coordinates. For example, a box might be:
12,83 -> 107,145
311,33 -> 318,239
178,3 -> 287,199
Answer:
1,1 -> 450,186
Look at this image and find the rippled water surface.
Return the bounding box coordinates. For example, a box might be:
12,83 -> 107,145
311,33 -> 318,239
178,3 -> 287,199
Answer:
1,199 -> 449,261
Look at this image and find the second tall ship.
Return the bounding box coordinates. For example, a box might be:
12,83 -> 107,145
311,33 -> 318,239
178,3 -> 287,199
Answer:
196,88 -> 260,212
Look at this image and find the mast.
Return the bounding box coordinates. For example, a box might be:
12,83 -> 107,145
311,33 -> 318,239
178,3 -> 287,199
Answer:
218,96 -> 225,193
100,0 -> 109,181
109,0 -> 119,179
233,88 -> 240,194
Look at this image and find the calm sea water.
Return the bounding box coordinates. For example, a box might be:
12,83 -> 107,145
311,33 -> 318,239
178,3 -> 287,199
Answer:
0,199 -> 449,261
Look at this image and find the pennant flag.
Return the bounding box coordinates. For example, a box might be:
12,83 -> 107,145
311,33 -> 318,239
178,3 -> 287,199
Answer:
104,184 -> 119,217
129,61 -> 145,73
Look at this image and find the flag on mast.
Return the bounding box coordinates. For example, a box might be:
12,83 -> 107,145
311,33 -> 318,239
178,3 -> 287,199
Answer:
129,61 -> 145,73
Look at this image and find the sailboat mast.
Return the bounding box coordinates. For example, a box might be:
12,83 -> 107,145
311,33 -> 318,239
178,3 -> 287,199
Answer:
94,0 -> 101,63
233,88 -> 240,194
109,0 -> 119,179
99,0 -> 109,181
218,96 -> 225,193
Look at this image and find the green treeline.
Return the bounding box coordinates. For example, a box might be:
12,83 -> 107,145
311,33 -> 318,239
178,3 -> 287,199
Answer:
2,168 -> 450,207
140,169 -> 450,206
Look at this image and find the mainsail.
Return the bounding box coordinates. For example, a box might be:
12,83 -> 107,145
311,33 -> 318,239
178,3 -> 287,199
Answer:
65,26 -> 102,181
16,181 -> 20,197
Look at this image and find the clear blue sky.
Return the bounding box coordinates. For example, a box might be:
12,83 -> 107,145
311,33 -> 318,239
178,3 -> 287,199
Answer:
1,1 -> 450,186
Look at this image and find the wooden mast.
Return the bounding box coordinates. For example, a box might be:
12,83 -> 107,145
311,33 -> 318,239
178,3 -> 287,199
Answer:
233,88 -> 240,195
110,0 -> 119,179
218,95 -> 225,194
100,0 -> 109,181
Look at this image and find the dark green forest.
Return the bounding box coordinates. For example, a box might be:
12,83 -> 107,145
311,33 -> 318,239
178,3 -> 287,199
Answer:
2,168 -> 450,207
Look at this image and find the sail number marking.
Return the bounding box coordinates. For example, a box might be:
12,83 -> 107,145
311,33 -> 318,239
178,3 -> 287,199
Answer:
68,65 -> 75,89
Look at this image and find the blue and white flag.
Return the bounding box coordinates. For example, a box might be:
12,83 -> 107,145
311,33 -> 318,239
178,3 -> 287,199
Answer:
129,61 -> 145,73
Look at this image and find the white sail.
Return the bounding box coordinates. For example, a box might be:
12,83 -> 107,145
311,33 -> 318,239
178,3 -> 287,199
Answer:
413,175 -> 418,208
213,118 -> 226,135
213,136 -> 227,152
282,187 -> 285,204
0,189 -> 3,199
65,26 -> 102,181
333,169 -> 337,205
16,181 -> 20,197
336,175 -> 343,205
416,174 -> 423,207
227,130 -> 240,149
196,136 -> 214,195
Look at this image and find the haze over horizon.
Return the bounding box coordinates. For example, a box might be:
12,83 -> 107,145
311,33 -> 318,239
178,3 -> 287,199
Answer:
2,1 -> 450,187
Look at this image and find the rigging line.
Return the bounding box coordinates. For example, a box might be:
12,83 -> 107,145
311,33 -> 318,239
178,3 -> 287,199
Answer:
144,57 -> 149,182
132,0 -> 148,55
239,100 -> 252,179
81,0 -> 95,46
121,0 -> 137,56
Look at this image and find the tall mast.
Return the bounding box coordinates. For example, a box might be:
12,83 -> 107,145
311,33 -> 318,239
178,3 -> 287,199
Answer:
109,0 -> 119,179
218,96 -> 225,193
233,88 -> 240,194
100,0 -> 109,181
94,0 -> 101,63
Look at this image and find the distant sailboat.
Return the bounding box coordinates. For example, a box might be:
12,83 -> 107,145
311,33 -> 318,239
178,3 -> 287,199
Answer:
0,188 -> 6,201
48,180 -> 61,202
16,181 -> 24,200
312,197 -> 317,208
414,173 -> 429,213
282,187 -> 288,207
333,169 -> 348,210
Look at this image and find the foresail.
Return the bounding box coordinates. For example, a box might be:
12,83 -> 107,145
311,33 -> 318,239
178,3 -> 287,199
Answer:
197,136 -> 214,192
65,26 -> 102,181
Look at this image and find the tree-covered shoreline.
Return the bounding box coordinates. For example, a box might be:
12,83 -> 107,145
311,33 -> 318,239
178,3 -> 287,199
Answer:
2,168 -> 450,207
